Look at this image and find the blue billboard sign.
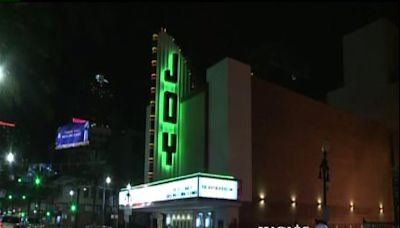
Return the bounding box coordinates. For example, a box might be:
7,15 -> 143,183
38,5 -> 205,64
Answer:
55,121 -> 89,150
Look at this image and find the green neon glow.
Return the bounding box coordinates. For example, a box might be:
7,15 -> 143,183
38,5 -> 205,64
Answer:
153,32 -> 197,180
70,203 -> 77,212
122,172 -> 235,190
156,44 -> 179,174
34,176 -> 41,186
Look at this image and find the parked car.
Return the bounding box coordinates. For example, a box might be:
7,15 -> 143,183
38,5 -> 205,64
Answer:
0,215 -> 25,228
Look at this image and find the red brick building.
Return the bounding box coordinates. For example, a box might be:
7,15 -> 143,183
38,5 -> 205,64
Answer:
240,77 -> 394,226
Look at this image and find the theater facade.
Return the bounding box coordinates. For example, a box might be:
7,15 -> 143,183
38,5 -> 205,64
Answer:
119,30 -> 394,228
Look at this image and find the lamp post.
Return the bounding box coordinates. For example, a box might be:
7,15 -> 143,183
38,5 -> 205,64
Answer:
126,183 -> 131,207
102,176 -> 111,225
124,183 -> 131,228
318,141 -> 330,224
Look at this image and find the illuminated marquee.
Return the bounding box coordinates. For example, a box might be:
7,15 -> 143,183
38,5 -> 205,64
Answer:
119,173 -> 238,208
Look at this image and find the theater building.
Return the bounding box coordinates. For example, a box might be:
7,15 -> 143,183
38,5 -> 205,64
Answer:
119,30 -> 394,228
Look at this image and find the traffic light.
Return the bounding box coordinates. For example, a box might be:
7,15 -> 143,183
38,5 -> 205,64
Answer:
70,203 -> 77,213
17,177 -> 22,183
22,195 -> 26,200
34,176 -> 41,186
8,194 -> 12,200
46,211 -> 51,217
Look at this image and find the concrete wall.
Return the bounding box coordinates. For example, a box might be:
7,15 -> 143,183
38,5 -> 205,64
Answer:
207,59 -> 229,176
240,78 -> 393,227
207,58 -> 253,203
178,90 -> 207,175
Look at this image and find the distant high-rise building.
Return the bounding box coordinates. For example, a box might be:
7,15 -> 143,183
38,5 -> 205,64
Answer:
327,18 -> 399,132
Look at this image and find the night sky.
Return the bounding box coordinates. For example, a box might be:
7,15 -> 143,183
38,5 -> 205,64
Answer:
0,2 -> 398,168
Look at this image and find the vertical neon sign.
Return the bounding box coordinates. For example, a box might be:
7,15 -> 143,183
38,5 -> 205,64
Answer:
148,30 -> 189,180
162,53 -> 179,166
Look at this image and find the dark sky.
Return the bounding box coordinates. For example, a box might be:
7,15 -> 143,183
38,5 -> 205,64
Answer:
0,2 -> 398,163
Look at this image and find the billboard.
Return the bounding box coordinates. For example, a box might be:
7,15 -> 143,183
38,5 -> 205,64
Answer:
0,120 -> 16,128
55,121 -> 89,150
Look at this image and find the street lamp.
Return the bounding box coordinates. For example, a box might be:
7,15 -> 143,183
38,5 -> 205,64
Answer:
0,65 -> 5,83
69,190 -> 74,197
126,183 -> 131,208
6,152 -> 15,165
102,176 -> 111,225
318,140 -> 330,224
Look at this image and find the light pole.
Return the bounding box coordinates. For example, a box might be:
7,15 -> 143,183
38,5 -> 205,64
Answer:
126,183 -> 131,207
318,141 -> 330,224
103,176 -> 111,225
125,183 -> 131,228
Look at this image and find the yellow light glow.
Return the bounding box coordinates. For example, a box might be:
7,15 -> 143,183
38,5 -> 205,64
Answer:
259,192 -> 266,206
379,203 -> 384,214
259,193 -> 265,200
291,196 -> 296,208
317,198 -> 322,209
350,201 -> 354,212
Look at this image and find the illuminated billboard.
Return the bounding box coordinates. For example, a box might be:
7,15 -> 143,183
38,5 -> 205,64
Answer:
119,173 -> 238,208
0,120 -> 16,128
55,121 -> 89,150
